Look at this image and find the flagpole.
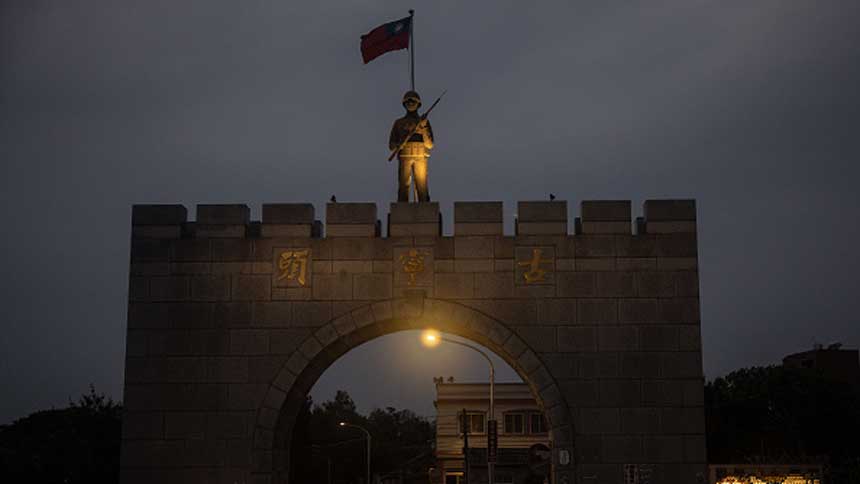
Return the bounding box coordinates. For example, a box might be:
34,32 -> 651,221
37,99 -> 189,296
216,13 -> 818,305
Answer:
409,9 -> 415,91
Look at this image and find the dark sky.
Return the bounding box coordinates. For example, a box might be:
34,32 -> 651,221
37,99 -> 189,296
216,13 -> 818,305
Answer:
2,0 -> 860,422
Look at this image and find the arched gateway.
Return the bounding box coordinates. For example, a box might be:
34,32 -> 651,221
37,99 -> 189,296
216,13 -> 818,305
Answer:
122,200 -> 705,484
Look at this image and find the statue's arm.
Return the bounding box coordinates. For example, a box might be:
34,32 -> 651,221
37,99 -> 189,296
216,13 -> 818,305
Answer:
389,122 -> 401,151
422,121 -> 434,150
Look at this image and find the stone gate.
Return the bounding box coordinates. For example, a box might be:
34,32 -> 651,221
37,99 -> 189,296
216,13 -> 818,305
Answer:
121,199 -> 705,484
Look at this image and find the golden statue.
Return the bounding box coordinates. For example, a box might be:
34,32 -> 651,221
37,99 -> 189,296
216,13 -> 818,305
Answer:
389,90 -> 437,202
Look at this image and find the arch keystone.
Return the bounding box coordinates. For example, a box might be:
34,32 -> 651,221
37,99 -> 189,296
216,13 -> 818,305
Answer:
423,298 -> 456,323
393,297 -> 424,320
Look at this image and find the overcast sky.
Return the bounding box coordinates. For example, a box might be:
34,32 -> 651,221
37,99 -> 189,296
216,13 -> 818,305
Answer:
2,0 -> 859,423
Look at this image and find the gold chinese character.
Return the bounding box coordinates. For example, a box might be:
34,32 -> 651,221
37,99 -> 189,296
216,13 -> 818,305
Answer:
399,248 -> 428,286
518,248 -> 552,284
278,249 -> 310,286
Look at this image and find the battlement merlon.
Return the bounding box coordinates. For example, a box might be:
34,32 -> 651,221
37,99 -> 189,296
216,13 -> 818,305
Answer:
130,199 -> 695,240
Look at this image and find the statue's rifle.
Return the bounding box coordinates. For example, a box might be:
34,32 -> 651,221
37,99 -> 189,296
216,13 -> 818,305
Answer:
388,90 -> 446,162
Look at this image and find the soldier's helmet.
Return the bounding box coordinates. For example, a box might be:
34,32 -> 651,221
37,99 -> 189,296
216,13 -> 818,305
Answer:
402,90 -> 421,106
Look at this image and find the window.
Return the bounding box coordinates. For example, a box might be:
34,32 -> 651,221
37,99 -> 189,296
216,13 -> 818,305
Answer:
504,412 -> 524,434
504,411 -> 547,434
459,412 -> 485,434
529,412 -> 547,434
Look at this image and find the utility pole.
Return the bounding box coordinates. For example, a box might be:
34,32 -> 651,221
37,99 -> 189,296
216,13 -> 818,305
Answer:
424,333 -> 495,484
340,422 -> 372,484
462,408 -> 470,484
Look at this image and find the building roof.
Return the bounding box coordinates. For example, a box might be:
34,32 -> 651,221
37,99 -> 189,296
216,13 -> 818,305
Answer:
434,382 -> 536,405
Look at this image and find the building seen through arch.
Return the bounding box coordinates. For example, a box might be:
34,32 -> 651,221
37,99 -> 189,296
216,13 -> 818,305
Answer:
434,382 -> 551,484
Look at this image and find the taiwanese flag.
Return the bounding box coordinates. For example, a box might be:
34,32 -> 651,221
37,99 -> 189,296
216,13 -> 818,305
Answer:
360,16 -> 411,64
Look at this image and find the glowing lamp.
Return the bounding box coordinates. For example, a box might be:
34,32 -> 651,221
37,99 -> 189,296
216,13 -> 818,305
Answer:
421,329 -> 441,348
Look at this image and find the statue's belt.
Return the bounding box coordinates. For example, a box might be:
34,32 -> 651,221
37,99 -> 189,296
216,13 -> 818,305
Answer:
399,142 -> 428,157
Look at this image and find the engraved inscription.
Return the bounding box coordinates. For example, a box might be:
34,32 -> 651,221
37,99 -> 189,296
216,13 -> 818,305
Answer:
277,249 -> 310,286
399,248 -> 429,286
517,248 -> 552,284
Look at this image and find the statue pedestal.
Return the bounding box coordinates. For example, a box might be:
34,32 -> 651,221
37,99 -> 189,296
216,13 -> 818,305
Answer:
388,202 -> 441,236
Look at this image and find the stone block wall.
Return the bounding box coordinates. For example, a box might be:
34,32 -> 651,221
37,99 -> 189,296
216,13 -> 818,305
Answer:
122,199 -> 704,484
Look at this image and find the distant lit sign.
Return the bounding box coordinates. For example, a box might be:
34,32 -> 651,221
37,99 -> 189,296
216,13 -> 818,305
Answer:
558,449 -> 570,466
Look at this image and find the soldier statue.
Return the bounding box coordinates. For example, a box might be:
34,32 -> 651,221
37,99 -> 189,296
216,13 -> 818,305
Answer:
389,90 -> 434,202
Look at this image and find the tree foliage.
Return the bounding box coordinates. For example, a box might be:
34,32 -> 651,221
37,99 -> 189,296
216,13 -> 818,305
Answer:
706,365 -> 860,482
290,391 -> 434,484
0,385 -> 122,484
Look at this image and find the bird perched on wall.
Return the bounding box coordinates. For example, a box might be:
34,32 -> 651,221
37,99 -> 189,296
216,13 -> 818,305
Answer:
549,193 -> 556,201
330,195 -> 337,203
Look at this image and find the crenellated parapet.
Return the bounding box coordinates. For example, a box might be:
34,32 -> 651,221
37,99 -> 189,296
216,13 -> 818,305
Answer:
131,199 -> 696,239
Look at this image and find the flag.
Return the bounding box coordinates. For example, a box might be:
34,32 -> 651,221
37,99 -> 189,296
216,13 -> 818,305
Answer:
360,16 -> 411,64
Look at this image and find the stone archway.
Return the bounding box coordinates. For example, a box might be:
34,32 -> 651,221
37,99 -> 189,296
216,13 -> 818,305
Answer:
251,297 -> 575,484
122,200 -> 706,484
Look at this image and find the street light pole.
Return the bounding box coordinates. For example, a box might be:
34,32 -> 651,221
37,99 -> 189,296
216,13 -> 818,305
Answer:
340,422 -> 372,484
423,332 -> 496,484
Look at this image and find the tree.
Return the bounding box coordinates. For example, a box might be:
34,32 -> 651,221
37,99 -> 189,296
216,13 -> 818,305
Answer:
0,385 -> 122,484
367,406 -> 435,484
290,391 -> 434,484
706,365 -> 860,483
0,387 -> 434,484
